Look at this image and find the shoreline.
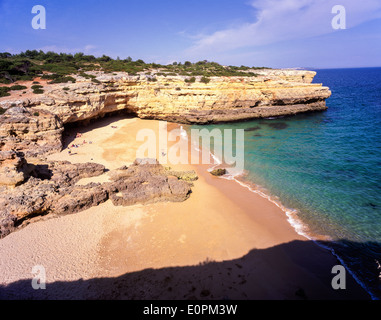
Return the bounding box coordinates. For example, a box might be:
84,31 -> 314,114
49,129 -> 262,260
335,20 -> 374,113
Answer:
0,115 -> 370,299
203,171 -> 374,299
180,124 -> 375,299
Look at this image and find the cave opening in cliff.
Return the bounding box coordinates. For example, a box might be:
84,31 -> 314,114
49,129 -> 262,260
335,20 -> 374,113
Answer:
62,109 -> 138,150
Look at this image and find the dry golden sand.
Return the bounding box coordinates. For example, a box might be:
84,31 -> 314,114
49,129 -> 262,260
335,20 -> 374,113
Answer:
0,115 -> 369,299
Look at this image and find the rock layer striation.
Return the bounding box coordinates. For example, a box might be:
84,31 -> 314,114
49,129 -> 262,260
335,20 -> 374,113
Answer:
0,69 -> 330,157
0,69 -> 329,237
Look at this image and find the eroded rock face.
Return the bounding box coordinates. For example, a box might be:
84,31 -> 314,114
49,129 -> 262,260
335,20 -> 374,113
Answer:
0,151 -> 29,187
0,157 -> 195,238
0,70 -> 327,237
129,75 -> 331,124
0,159 -> 106,237
107,160 -> 194,206
32,71 -> 330,125
0,106 -> 63,158
0,69 -> 330,158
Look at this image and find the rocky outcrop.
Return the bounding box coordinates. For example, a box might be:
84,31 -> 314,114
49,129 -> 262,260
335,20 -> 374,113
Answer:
0,151 -> 30,187
28,70 -> 330,125
0,106 -> 63,158
0,69 -> 330,157
107,160 -> 195,206
210,168 -> 227,177
0,156 -> 195,238
129,72 -> 331,124
0,158 -> 107,237
0,69 -> 328,237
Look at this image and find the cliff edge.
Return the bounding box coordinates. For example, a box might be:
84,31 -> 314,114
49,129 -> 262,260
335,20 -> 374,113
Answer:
0,68 -> 330,237
0,69 -> 330,157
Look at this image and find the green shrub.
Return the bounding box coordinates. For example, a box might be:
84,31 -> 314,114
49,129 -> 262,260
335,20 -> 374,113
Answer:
200,76 -> 211,84
0,79 -> 11,84
42,63 -> 78,76
0,50 -> 270,85
33,112 -> 40,116
19,75 -> 36,81
79,72 -> 96,79
0,86 -> 11,97
63,87 -> 70,91
33,88 -> 44,94
48,76 -> 76,84
41,74 -> 57,80
10,85 -> 27,91
185,77 -> 196,83
41,73 -> 76,84
0,107 -> 5,115
31,84 -> 43,90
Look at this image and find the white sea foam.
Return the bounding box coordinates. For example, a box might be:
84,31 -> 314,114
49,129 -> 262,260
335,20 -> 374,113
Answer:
179,125 -> 375,299
179,125 -> 188,140
228,175 -> 315,240
180,126 -> 326,241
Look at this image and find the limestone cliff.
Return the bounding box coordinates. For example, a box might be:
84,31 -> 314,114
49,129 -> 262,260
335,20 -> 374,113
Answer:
0,69 -> 330,237
1,69 -> 330,123
0,69 -> 330,157
0,107 -> 63,157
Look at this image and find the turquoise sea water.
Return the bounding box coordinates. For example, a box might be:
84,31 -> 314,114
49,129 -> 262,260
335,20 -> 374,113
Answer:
190,68 -> 381,299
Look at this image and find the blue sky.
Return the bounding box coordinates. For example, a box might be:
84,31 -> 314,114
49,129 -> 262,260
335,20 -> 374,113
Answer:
0,0 -> 381,68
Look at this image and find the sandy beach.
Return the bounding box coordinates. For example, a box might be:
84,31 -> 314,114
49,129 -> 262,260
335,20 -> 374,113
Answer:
0,114 -> 369,300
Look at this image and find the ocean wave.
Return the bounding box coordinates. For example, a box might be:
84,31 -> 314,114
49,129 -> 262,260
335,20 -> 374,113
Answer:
179,125 -> 188,141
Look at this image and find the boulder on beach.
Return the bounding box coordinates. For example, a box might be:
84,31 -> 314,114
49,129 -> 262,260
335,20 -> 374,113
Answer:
0,156 -> 196,238
210,168 -> 227,176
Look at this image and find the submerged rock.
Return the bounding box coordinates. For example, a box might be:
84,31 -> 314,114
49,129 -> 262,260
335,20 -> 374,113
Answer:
265,122 -> 289,130
244,126 -> 261,132
0,70 -> 330,159
0,69 -> 330,237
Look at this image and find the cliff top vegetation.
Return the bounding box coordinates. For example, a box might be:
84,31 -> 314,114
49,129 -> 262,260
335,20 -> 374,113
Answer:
0,50 -> 270,85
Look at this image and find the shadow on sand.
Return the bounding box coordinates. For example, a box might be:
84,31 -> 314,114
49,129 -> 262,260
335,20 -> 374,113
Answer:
62,111 -> 137,149
1,240 -> 379,300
